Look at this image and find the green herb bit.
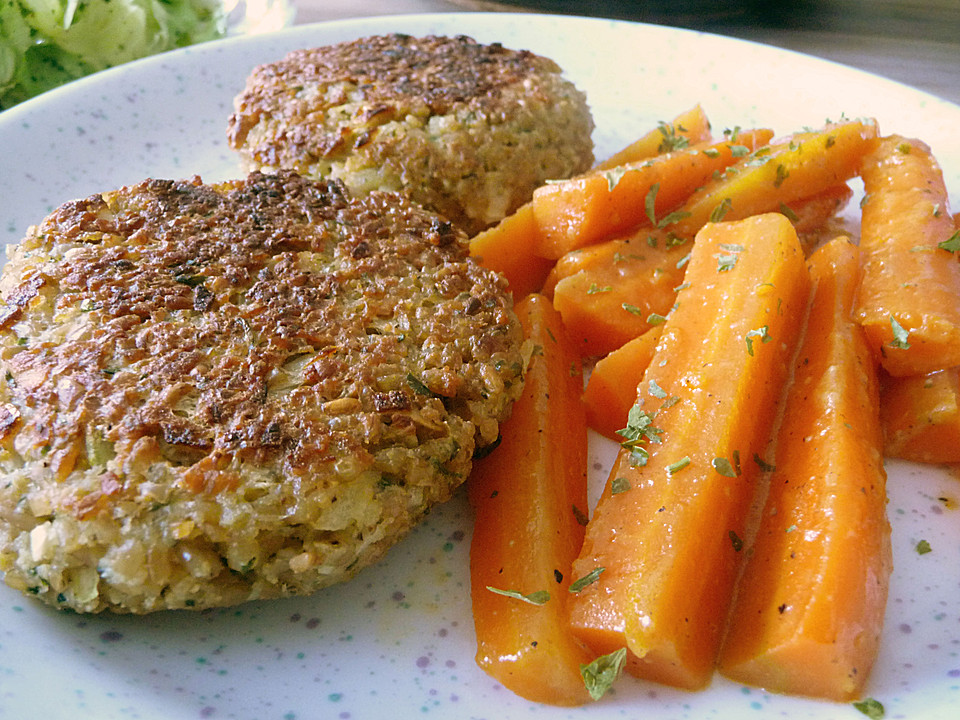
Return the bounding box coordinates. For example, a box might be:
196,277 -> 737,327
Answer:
644,183 -> 660,225
569,567 -> 606,593
916,539 -> 932,555
753,453 -> 776,472
938,230 -> 960,253
676,252 -> 691,269
486,586 -> 551,606
648,379 -> 667,398
617,405 -> 663,467
406,373 -> 435,396
646,234 -> 659,248
729,530 -> 744,552
647,312 -> 667,326
715,250 -> 740,272
611,476 -> 631,494
728,144 -> 750,157
657,122 -> 690,153
709,197 -> 733,222
896,141 -> 912,154
622,303 -> 644,317
587,283 -> 613,295
712,456 -> 738,478
888,316 -> 911,349
724,126 -> 742,142
852,697 -> 885,719
774,163 -> 790,188
657,210 -> 692,229
603,166 -> 631,191
580,648 -> 628,701
745,326 -> 772,356
778,202 -> 800,222
702,147 -> 720,158
666,456 -> 691,475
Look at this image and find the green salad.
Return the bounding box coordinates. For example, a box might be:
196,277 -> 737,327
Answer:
0,0 -> 227,109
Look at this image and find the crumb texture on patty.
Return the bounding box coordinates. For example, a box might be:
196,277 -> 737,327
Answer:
227,33 -> 595,234
0,171 -> 526,613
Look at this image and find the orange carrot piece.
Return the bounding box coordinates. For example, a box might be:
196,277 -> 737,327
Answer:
568,213 -> 811,690
783,183 -> 854,247
532,129 -> 774,259
550,227 -> 689,357
718,237 -> 892,701
469,203 -> 555,297
855,135 -> 960,377
583,325 -> 663,441
669,120 -> 879,240
468,293 -> 593,706
880,367 -> 960,463
594,105 -> 712,171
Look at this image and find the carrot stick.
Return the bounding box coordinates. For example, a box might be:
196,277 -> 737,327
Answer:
879,367 -> 960,464
855,135 -> 960,377
594,105 -> 712,171
532,129 -> 775,259
549,227 -> 689,357
582,325 -> 663,442
468,293 -> 593,706
468,202 -> 555,297
717,236 -> 892,701
568,213 -> 811,690
669,120 -> 879,240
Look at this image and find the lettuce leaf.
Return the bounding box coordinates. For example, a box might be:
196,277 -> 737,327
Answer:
0,0 -> 226,109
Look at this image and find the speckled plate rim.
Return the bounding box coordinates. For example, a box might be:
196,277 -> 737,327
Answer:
0,12 -> 958,720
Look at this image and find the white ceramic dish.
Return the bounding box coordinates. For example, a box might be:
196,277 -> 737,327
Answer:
1,13 -> 959,720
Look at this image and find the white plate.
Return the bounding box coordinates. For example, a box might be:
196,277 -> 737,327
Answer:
1,12 -> 959,720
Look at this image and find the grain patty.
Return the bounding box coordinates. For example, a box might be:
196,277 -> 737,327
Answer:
0,171 -> 526,613
227,33 -> 595,235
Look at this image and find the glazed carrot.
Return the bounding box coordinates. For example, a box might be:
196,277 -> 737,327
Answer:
469,202 -> 554,297
468,293 -> 593,706
594,105 -> 712,171
669,120 -> 879,240
855,135 -> 960,377
879,367 -> 960,464
532,129 -> 775,259
718,237 -> 892,701
568,213 -> 811,690
582,325 -> 663,441
549,227 -> 689,357
783,183 -> 854,245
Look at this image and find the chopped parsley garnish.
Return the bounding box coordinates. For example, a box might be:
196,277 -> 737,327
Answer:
657,121 -> 690,153
666,456 -> 691,475
486,586 -> 550,605
778,202 -> 800,222
580,648 -> 627,701
916,539 -> 932,555
647,312 -> 667,325
774,163 -> 790,188
657,210 -> 692,229
745,326 -> 772,356
715,243 -> 744,272
610,476 -> 631,494
587,283 -> 613,294
728,144 -> 750,157
753,453 -> 776,472
616,405 -> 663,467
889,316 -> 911,349
712,456 -> 738,478
938,230 -> 960,253
852,697 -> 885,719
406,373 -> 435,396
644,183 -> 660,226
603,166 -> 631,191
702,148 -> 720,158
648,379 -> 667,399
729,530 -> 744,552
709,197 -> 733,222
622,303 -> 644,317
569,567 -> 605,593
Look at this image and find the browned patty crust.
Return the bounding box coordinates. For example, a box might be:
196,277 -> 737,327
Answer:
0,171 -> 526,613
227,34 -> 595,234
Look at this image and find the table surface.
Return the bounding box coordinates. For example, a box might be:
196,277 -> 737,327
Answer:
290,0 -> 960,107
